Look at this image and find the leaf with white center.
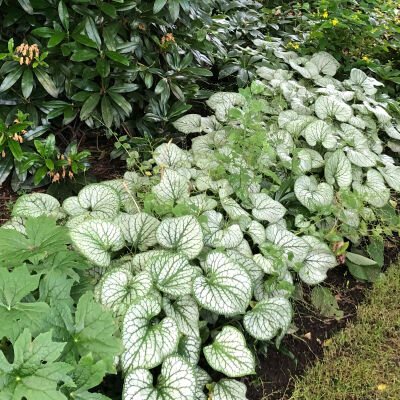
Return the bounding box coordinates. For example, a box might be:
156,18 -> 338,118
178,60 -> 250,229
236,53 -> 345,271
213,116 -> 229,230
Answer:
114,213 -> 160,248
220,197 -> 250,220
186,194 -> 218,213
378,165 -> 400,191
121,295 -> 179,371
303,120 -> 337,149
201,115 -> 221,133
265,224 -> 309,263
123,355 -> 196,400
194,367 -> 211,400
243,297 -> 292,341
62,196 -> 87,216
353,169 -> 390,208
315,95 -> 353,122
193,252 -> 252,315
162,295 -> 199,338
299,236 -> 336,285
148,253 -> 197,297
364,103 -> 391,124
153,169 -> 189,203
384,122 -> 400,140
70,219 -> 125,267
206,92 -> 246,122
12,193 -> 65,219
76,183 -> 121,219
247,220 -> 266,245
211,224 -> 244,249
212,379 -> 248,400
153,142 -> 190,167
249,192 -> 286,223
227,250 -> 263,283
101,179 -> 140,215
341,208 -> 360,228
1,216 -> 26,234
156,215 -> 203,259
294,175 -> 334,212
173,114 -> 202,134
253,254 -> 275,274
131,250 -> 167,272
203,326 -> 255,378
310,52 -> 340,76
100,268 -> 152,316
348,115 -> 366,130
178,335 -> 201,365
325,149 -> 352,187
295,148 -> 324,173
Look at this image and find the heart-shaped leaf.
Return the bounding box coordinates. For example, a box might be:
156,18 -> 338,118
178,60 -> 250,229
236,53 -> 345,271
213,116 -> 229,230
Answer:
162,295 -> 200,338
353,170 -> 390,208
324,149 -> 352,187
193,252 -> 252,315
249,193 -> 286,223
148,253 -> 198,297
212,379 -> 248,400
203,326 -> 255,378
294,175 -> 334,211
70,219 -> 125,267
315,95 -> 353,122
299,236 -> 336,285
152,169 -> 189,203
12,193 -> 65,219
100,268 -> 152,316
173,114 -> 202,134
114,213 -> 160,249
243,297 -> 292,341
156,215 -> 203,259
123,356 -> 196,400
121,295 -> 179,371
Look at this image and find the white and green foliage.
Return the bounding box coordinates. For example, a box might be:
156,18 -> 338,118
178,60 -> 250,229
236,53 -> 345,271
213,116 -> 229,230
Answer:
6,44 -> 400,400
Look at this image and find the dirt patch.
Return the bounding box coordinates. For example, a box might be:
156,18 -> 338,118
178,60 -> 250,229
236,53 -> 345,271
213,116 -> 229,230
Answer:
243,265 -> 368,400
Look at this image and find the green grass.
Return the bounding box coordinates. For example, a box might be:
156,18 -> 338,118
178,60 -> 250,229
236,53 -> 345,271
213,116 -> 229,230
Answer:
291,263 -> 400,400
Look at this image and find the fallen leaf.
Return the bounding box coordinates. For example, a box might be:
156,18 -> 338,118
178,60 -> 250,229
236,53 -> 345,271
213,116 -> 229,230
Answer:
304,332 -> 312,340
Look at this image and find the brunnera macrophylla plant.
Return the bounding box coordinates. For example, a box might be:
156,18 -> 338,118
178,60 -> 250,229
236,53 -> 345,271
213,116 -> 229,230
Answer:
4,49 -> 400,399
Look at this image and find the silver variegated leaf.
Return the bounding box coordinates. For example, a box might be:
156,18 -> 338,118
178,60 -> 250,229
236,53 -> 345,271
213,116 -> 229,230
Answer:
114,213 -> 160,248
100,268 -> 152,315
162,295 -> 199,338
173,114 -> 202,134
315,95 -> 353,122
121,295 -> 179,371
12,193 -> 65,219
310,52 -> 340,76
265,224 -> 309,263
324,149 -> 352,187
153,142 -> 190,167
303,120 -> 337,149
243,297 -> 292,341
194,367 -> 211,400
123,356 -> 196,400
378,165 -> 400,191
193,252 -> 252,315
294,175 -> 334,212
148,253 -> 198,297
247,220 -> 266,245
249,192 -> 286,223
178,335 -> 201,365
75,183 -> 121,219
353,169 -> 390,208
156,215 -> 203,259
153,169 -> 189,203
212,379 -> 248,400
203,326 -> 255,378
299,236 -> 336,285
70,219 -> 125,267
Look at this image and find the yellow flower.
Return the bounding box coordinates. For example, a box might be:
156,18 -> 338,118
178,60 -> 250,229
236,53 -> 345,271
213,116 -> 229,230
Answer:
323,11 -> 328,18
385,25 -> 389,29
362,56 -> 371,63
286,41 -> 299,50
377,384 -> 387,391
332,18 -> 339,26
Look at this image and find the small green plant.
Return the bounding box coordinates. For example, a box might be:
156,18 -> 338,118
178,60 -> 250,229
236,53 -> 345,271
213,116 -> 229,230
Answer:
0,110 -> 90,189
0,215 -> 121,399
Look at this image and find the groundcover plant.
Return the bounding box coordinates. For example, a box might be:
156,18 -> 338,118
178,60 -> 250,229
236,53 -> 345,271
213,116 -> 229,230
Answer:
2,46 -> 400,399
